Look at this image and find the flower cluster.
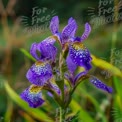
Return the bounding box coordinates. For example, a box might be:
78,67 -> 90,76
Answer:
20,16 -> 113,108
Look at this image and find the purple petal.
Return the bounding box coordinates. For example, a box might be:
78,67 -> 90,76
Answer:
74,71 -> 87,83
66,54 -> 77,74
20,85 -> 44,108
62,19 -> 77,44
80,23 -> 91,42
38,37 -> 57,61
50,16 -> 59,34
69,42 -> 92,71
89,76 -> 113,93
64,73 -> 74,85
52,84 -> 60,94
74,36 -> 82,42
48,83 -> 60,97
68,17 -> 74,24
26,61 -> 53,86
30,43 -> 40,60
40,36 -> 56,45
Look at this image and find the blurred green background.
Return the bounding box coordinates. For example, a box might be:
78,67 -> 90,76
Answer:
0,0 -> 122,122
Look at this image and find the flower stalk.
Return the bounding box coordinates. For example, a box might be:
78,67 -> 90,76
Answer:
20,16 -> 113,120
60,107 -> 66,122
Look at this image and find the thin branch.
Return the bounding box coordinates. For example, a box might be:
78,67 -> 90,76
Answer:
0,0 -> 5,15
6,0 -> 17,16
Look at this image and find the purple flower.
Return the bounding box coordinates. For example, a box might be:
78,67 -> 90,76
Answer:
20,85 -> 44,108
65,22 -> 92,73
30,37 -> 57,62
65,73 -> 113,93
74,22 -> 91,42
50,16 -> 91,44
67,42 -> 92,72
26,61 -> 53,86
20,83 -> 61,108
50,16 -> 92,73
20,16 -> 113,109
49,16 -> 77,44
61,18 -> 77,44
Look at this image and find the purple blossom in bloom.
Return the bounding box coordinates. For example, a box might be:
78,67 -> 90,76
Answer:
49,16 -> 77,44
74,22 -> 91,42
20,85 -> 44,108
20,36 -> 59,107
50,16 -> 91,43
30,37 -> 57,62
50,16 -> 92,73
26,61 -> 53,86
20,82 -> 61,108
68,42 -> 92,72
20,16 -> 113,108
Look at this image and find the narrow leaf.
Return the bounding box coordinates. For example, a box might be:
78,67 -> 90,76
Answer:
70,100 -> 94,122
91,55 -> 122,78
20,48 -> 36,61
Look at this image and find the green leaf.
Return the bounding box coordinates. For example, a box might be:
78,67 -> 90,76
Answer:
20,48 -> 36,61
79,88 -> 107,122
4,100 -> 13,122
70,99 -> 95,122
113,77 -> 122,98
56,80 -> 65,106
56,80 -> 64,93
113,77 -> 122,108
91,54 -> 122,78
20,111 -> 36,122
4,81 -> 53,122
66,111 -> 80,122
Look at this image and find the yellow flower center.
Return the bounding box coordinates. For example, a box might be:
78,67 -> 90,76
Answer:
35,61 -> 46,67
72,42 -> 86,50
29,85 -> 42,93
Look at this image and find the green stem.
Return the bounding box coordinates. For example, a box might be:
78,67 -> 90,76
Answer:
65,75 -> 90,108
59,53 -> 65,104
110,0 -> 118,64
59,107 -> 65,122
61,80 -> 64,103
59,107 -> 62,122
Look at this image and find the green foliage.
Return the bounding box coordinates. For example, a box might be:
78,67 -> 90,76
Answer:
20,48 -> 36,62
112,77 -> 122,122
91,55 -> 122,78
4,81 -> 53,122
70,99 -> 94,122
